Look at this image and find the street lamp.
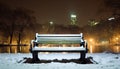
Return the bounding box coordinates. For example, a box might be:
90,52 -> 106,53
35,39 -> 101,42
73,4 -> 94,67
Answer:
49,21 -> 54,34
89,38 -> 94,53
89,38 -> 93,42
115,37 -> 119,44
71,14 -> 76,18
70,14 -> 77,25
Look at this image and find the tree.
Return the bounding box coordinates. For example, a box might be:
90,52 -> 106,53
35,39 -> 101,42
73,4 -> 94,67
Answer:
0,3 -> 14,52
104,0 -> 120,15
13,8 -> 36,52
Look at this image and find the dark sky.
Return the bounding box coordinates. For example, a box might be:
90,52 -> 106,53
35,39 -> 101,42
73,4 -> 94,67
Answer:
0,0 -> 104,27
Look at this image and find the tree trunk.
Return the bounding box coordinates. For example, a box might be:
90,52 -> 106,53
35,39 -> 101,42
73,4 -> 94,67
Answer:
9,23 -> 14,53
17,32 -> 21,53
9,33 -> 13,53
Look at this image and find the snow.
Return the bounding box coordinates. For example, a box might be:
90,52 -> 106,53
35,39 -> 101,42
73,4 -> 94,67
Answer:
37,34 -> 82,37
32,47 -> 86,51
0,53 -> 120,69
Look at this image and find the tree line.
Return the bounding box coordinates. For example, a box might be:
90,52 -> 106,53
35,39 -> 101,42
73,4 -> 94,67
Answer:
0,3 -> 37,52
0,0 -> 120,53
83,0 -> 120,44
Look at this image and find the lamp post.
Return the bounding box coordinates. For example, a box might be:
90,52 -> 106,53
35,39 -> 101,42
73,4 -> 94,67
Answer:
89,38 -> 94,53
108,17 -> 115,45
49,21 -> 54,34
115,37 -> 119,44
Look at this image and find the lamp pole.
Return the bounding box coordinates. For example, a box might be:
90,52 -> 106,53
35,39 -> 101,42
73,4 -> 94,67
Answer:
49,21 -> 54,34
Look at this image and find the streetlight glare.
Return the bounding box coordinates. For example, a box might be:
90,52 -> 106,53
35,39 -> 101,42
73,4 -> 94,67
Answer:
70,14 -> 77,25
116,37 -> 119,40
49,21 -> 53,25
89,38 -> 93,42
71,14 -> 76,18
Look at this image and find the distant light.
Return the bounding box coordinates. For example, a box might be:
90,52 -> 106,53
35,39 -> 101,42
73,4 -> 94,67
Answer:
89,38 -> 93,42
108,17 -> 115,21
90,45 -> 93,53
49,21 -> 53,25
70,14 -> 77,25
116,37 -> 119,40
94,22 -> 99,25
71,14 -> 76,18
89,20 -> 99,26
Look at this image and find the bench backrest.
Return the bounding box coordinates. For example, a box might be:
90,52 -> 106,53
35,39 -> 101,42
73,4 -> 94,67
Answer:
34,33 -> 84,44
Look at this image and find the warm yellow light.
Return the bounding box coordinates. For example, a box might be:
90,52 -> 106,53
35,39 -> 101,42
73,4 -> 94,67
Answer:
90,45 -> 93,53
89,38 -> 93,42
116,37 -> 119,40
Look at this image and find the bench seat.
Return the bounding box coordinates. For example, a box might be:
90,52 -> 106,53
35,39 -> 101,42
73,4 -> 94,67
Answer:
32,47 -> 86,52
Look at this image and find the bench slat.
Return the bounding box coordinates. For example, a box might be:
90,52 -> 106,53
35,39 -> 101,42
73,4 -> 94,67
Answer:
37,34 -> 82,37
32,47 -> 86,52
36,37 -> 82,44
35,33 -> 84,44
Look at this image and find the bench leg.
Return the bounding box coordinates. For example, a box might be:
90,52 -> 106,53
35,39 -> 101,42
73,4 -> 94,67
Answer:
80,51 -> 86,60
32,52 -> 39,62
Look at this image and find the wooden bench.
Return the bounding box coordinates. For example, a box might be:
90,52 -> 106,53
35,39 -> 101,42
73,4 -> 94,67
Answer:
30,33 -> 88,61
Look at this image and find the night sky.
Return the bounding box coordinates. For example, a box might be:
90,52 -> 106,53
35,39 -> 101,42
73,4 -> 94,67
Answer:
0,0 -> 106,27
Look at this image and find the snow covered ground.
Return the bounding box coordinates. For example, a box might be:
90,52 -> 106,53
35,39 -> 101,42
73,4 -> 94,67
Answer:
0,53 -> 120,69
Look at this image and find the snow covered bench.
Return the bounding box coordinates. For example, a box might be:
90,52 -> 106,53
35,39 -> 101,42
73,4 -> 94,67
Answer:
30,33 -> 88,61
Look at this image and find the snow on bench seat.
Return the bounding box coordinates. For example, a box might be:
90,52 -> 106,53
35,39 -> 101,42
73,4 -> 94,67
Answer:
32,47 -> 86,52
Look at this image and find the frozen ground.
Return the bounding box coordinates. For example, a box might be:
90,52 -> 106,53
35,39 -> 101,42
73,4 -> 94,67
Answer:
0,52 -> 120,69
